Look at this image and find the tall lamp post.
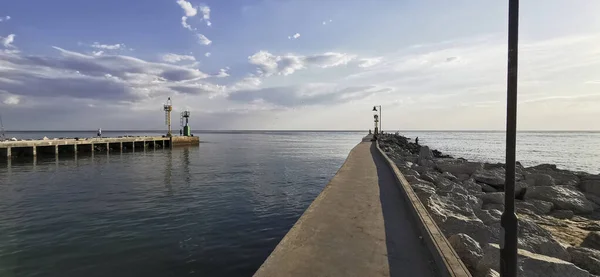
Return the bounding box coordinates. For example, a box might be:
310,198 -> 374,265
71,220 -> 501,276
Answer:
372,105 -> 381,134
501,0 -> 519,276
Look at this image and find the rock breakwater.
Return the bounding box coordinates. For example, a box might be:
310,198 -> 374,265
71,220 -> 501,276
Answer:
379,133 -> 600,277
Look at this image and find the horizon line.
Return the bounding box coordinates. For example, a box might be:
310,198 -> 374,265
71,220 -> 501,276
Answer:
4,129 -> 600,132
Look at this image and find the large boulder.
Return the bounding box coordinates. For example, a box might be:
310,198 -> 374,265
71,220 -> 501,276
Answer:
481,192 -> 505,205
582,232 -> 600,251
436,160 -> 484,176
447,233 -> 483,271
526,164 -> 580,186
424,193 -> 496,244
585,193 -> 600,207
551,210 -> 574,219
473,168 -> 505,187
462,178 -> 483,193
481,183 -> 498,193
516,199 -> 554,215
477,244 -> 589,277
411,183 -> 437,203
442,171 -> 459,182
420,171 -> 441,183
568,246 -> 600,275
418,146 -> 434,164
526,173 -> 556,186
524,186 -> 594,214
475,209 -> 501,225
582,179 -> 600,198
518,218 -> 571,261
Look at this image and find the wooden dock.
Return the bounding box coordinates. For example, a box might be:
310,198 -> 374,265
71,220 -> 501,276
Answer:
0,136 -> 199,159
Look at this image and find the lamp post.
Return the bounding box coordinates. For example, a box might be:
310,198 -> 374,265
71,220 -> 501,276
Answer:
372,105 -> 381,134
500,0 -> 519,276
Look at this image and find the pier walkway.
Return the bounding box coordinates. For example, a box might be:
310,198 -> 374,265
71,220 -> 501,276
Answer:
0,136 -> 200,160
254,139 -> 441,277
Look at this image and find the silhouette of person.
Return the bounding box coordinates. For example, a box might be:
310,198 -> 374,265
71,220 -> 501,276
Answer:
415,137 -> 419,145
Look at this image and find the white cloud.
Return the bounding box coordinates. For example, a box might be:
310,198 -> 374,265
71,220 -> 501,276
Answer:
176,0 -> 197,17
197,34 -> 212,45
358,57 -> 383,68
92,51 -> 104,56
214,68 -> 230,78
162,53 -> 196,63
0,16 -> 10,22
205,52 -> 211,57
1,34 -> 15,48
181,16 -> 194,31
248,51 -> 357,77
288,33 -> 301,40
3,95 -> 20,105
91,42 -> 123,50
199,5 -> 211,26
322,19 -> 332,25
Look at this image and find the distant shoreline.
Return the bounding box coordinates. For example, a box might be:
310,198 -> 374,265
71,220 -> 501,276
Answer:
4,130 -> 600,133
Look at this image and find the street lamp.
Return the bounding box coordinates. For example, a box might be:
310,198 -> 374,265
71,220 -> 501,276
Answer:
501,0 -> 519,276
372,105 -> 381,134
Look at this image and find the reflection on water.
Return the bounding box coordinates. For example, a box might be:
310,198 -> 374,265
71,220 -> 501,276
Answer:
0,132 -> 361,277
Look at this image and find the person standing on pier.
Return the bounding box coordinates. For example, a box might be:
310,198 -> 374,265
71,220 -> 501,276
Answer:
97,128 -> 102,138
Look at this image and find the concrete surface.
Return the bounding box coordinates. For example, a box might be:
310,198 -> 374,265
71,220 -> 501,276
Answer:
375,142 -> 472,277
254,140 -> 439,277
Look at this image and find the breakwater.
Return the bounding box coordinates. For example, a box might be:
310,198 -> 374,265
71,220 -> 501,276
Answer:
379,133 -> 600,277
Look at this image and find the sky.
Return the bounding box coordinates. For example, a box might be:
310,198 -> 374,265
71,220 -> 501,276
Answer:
1,0 -> 600,131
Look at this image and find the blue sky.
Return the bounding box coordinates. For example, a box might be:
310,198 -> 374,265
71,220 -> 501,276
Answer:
1,0 -> 600,130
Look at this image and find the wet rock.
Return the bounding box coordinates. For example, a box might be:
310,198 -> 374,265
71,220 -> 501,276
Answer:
582,232 -> 600,251
448,233 -> 483,271
518,218 -> 571,261
526,173 -> 556,186
524,186 -> 594,214
551,210 -> 575,219
481,192 -> 505,205
473,168 -> 506,187
568,246 -> 600,275
436,160 -> 484,176
516,199 -> 553,215
478,243 -> 588,277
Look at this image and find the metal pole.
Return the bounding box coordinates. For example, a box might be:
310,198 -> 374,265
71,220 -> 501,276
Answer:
379,106 -> 382,134
500,0 -> 519,276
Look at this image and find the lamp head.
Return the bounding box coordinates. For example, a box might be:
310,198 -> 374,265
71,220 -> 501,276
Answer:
372,106 -> 377,112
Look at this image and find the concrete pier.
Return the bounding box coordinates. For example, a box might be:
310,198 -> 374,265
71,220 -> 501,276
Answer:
0,136 -> 200,160
255,138 -> 440,277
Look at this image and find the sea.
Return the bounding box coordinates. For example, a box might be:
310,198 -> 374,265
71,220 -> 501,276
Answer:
0,130 -> 598,277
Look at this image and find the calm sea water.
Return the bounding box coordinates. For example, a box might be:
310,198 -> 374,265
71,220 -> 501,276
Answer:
401,131 -> 600,174
0,131 -> 598,277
